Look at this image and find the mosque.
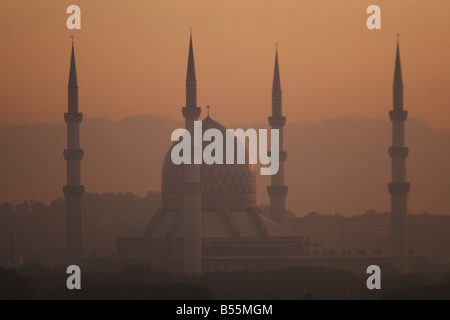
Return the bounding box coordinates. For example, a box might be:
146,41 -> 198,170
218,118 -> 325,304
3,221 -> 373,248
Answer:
68,34 -> 411,274
115,35 -> 304,273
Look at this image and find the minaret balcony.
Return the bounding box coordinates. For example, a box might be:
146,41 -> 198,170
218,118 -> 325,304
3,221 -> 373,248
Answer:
388,146 -> 409,158
182,106 -> 201,119
389,110 -> 407,121
64,112 -> 83,124
64,149 -> 84,160
268,116 -> 286,127
63,185 -> 85,197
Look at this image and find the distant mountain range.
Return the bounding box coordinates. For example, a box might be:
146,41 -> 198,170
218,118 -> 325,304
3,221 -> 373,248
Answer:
0,115 -> 449,216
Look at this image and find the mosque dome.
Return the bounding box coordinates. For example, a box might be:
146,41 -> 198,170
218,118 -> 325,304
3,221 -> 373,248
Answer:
161,116 -> 257,209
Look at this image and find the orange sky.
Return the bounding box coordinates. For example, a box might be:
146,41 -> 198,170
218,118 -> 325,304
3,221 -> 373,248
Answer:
0,0 -> 449,129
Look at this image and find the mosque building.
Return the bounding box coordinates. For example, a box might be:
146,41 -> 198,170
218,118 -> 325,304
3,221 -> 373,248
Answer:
77,35 -> 412,274
116,34 -> 304,273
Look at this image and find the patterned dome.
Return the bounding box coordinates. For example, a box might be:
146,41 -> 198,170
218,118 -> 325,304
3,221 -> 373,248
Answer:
162,116 -> 256,209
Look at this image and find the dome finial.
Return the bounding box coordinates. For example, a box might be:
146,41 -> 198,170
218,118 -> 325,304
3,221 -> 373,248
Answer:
207,105 -> 210,118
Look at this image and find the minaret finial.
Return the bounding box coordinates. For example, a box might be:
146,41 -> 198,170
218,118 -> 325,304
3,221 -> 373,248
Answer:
71,35 -> 75,46
207,105 -> 210,118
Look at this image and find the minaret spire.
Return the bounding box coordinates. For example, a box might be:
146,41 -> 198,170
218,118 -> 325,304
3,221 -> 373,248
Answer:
393,38 -> 403,111
69,36 -> 78,90
388,38 -> 409,273
268,47 -> 288,225
185,31 -> 197,110
63,38 -> 84,266
182,31 -> 202,275
272,46 -> 281,93
186,32 -> 196,83
393,38 -> 402,87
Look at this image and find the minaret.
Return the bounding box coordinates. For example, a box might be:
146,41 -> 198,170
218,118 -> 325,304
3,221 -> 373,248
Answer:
182,31 -> 202,275
63,37 -> 84,266
267,47 -> 288,224
388,39 -> 409,273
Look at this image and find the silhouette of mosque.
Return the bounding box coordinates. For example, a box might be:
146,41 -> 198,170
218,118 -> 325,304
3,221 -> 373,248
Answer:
78,35 -> 413,274
115,35 -> 303,273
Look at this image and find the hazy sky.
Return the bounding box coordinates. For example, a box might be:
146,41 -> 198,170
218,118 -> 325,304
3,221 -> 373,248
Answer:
1,0 -> 449,129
